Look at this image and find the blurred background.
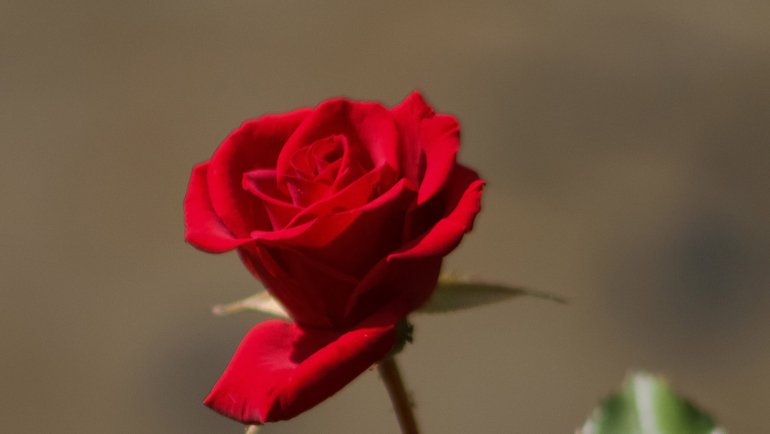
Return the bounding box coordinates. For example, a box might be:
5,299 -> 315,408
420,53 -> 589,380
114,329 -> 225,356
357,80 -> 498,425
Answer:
2,0 -> 769,432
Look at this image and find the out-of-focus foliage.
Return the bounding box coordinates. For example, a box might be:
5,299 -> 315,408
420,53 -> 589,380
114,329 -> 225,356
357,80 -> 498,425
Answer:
418,275 -> 565,313
578,372 -> 725,434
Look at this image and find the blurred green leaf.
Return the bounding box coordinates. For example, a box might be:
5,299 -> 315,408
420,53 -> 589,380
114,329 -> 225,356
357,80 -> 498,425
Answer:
578,372 -> 725,434
417,275 -> 566,314
212,291 -> 289,318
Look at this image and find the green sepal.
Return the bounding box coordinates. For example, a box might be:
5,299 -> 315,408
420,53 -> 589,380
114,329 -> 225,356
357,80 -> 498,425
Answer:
386,318 -> 415,358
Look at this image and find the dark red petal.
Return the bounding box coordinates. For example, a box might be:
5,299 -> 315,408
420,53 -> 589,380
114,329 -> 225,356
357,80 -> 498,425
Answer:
342,165 -> 484,320
238,239 -> 361,328
262,244 -> 360,327
342,255 -> 443,326
204,317 -> 396,424
270,179 -> 416,282
391,164 -> 484,260
241,169 -> 300,230
244,173 -> 413,250
416,114 -> 460,204
208,109 -> 311,236
239,179 -> 417,327
237,245 -> 334,328
391,91 -> 433,184
276,99 -> 400,188
250,211 -> 356,248
392,91 -> 460,204
285,176 -> 334,208
284,164 -> 397,227
184,162 -> 251,253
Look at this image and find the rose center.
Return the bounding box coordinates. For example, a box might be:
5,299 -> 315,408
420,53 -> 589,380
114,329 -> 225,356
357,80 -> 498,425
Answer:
289,135 -> 347,183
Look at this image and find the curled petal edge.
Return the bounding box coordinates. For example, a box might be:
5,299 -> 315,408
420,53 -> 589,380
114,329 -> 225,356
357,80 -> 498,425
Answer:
392,91 -> 461,205
184,162 -> 251,253
390,165 -> 484,261
341,165 -> 485,321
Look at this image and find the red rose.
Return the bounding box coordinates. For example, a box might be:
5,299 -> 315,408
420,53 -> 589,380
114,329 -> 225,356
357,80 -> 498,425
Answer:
184,91 -> 485,424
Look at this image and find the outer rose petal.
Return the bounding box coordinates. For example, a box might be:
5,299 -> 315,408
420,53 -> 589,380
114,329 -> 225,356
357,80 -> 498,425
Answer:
342,164 -> 484,320
208,109 -> 311,236
342,256 -> 443,326
391,91 -> 432,184
237,245 -> 336,328
391,164 -> 484,260
416,114 -> 461,204
392,91 -> 461,204
184,162 -> 251,253
204,316 -> 397,424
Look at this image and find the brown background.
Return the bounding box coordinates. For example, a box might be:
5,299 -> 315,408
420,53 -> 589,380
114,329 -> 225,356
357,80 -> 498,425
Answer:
2,1 -> 769,433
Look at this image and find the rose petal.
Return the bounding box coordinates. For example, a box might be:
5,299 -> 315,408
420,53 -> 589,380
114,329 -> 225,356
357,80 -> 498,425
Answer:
342,165 -> 484,320
242,169 -> 300,230
239,239 -> 362,328
204,317 -> 396,424
309,135 -> 345,173
267,179 -> 416,281
284,164 -> 397,228
263,244 -> 360,326
276,99 -> 400,190
416,114 -> 461,203
250,212 -> 357,248
285,177 -> 334,208
237,244 -> 334,327
283,137 -> 345,206
342,255 -> 443,326
391,91 -> 432,184
237,179 -> 417,327
393,164 -> 484,260
315,158 -> 343,185
392,91 -> 460,204
208,109 -> 311,236
184,162 -> 251,253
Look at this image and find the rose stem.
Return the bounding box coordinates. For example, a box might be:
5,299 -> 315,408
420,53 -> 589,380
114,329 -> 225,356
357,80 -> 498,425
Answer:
378,357 -> 420,434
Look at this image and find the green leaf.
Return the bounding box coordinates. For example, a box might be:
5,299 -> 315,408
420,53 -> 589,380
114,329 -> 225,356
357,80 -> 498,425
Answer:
578,372 -> 725,434
212,291 -> 289,318
417,275 -> 566,314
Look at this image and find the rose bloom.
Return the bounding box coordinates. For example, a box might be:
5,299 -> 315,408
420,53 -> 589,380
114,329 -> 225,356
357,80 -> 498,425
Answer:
184,92 -> 484,424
